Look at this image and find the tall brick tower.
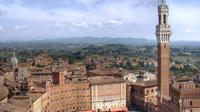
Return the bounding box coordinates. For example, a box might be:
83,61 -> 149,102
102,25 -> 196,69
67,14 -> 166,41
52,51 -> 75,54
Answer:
156,0 -> 171,104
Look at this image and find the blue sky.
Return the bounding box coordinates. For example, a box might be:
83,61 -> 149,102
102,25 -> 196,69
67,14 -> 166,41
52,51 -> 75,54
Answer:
0,0 -> 199,41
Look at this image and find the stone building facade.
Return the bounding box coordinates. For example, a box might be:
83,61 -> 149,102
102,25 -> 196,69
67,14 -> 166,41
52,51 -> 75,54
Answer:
17,66 -> 30,80
4,70 -> 15,82
33,53 -> 54,67
29,71 -> 53,84
130,80 -> 157,111
170,80 -> 200,112
44,71 -> 91,112
89,76 -> 127,112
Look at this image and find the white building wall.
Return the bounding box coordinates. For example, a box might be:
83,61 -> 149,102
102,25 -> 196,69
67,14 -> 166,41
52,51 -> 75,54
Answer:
91,83 -> 126,111
123,73 -> 138,83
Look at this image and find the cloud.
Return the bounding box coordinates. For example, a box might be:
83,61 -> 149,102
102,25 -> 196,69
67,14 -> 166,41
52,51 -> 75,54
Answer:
14,25 -> 26,30
185,29 -> 191,33
25,30 -> 32,33
0,0 -> 200,40
75,0 -> 100,4
170,5 -> 200,26
95,22 -> 103,27
0,0 -> 155,23
54,22 -> 68,27
0,10 -> 7,16
0,26 -> 2,30
72,22 -> 88,27
109,19 -> 123,25
69,29 -> 76,32
72,22 -> 92,31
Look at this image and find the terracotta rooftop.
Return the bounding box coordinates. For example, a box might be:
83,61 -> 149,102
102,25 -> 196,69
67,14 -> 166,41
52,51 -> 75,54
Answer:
26,93 -> 43,102
0,103 -> 27,112
8,93 -> 42,109
18,62 -> 31,67
88,76 -> 125,85
34,53 -> 53,59
89,68 -> 121,76
8,96 -> 31,109
29,86 -> 46,93
172,81 -> 200,94
31,70 -> 52,74
174,77 -> 193,82
0,67 -> 14,72
0,86 -> 9,101
172,86 -> 200,94
132,80 -> 157,87
0,70 -> 5,76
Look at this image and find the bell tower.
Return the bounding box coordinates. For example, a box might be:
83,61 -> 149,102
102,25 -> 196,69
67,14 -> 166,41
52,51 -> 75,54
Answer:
156,0 -> 171,103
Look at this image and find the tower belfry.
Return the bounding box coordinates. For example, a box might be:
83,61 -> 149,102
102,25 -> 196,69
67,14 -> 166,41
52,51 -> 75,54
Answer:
156,0 -> 171,104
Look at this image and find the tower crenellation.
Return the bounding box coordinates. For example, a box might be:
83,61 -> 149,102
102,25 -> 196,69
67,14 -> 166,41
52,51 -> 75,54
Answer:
156,0 -> 171,44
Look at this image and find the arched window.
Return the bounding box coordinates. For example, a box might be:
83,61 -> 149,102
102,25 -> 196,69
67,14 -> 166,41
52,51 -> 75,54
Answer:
164,35 -> 166,42
163,14 -> 167,24
159,15 -> 161,24
190,101 -> 193,106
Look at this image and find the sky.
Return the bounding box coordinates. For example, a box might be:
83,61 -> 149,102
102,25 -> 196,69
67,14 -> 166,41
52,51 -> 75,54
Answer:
0,0 -> 199,41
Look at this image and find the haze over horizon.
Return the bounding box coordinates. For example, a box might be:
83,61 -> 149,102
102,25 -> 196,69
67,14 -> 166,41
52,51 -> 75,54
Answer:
0,0 -> 199,41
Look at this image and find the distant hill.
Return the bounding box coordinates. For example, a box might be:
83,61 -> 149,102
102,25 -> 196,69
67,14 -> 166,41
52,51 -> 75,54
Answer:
171,41 -> 200,47
44,37 -> 155,46
44,37 -> 200,47
1,37 -> 200,47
